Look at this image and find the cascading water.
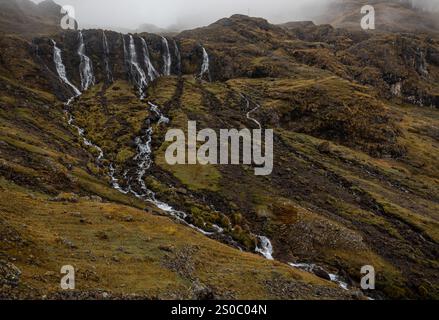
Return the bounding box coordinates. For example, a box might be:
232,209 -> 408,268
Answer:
242,94 -> 262,129
242,91 -> 352,289
53,37 -> 217,238
161,36 -> 172,76
67,112 -> 104,162
199,46 -> 211,81
77,31 -> 95,91
102,31 -> 113,83
127,35 -> 149,98
174,40 -> 182,75
52,39 -> 105,165
140,37 -> 159,82
120,101 -> 221,236
288,262 -> 349,290
109,164 -> 129,194
52,40 -> 81,96
122,34 -> 130,75
255,236 -> 274,260
148,101 -> 169,125
238,92 -> 273,260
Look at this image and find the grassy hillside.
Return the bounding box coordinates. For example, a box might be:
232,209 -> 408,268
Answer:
1,10 -> 438,300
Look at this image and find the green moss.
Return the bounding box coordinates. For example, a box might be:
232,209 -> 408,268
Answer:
116,148 -> 135,164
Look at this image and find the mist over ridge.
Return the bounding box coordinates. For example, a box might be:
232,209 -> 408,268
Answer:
27,0 -> 437,32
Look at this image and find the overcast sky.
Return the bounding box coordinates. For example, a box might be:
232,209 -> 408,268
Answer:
31,0 -> 332,30
31,0 -> 438,30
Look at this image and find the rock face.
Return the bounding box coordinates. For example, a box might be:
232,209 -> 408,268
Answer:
0,260 -> 21,287
28,12 -> 439,107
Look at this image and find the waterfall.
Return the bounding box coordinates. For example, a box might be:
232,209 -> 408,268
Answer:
127,35 -> 148,98
161,36 -> 172,76
199,46 -> 211,81
102,31 -> 113,83
241,94 -> 262,129
239,93 -> 270,260
255,236 -> 274,260
77,31 -> 95,91
52,37 -> 211,236
67,112 -> 104,162
122,34 -> 130,76
148,101 -> 169,125
51,40 -> 81,96
174,40 -> 182,75
118,101 -> 220,236
140,37 -> 159,82
52,39 -> 107,167
288,262 -> 349,290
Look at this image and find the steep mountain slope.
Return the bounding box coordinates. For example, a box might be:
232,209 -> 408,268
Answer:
0,0 -> 61,36
0,5 -> 438,300
0,34 -> 356,300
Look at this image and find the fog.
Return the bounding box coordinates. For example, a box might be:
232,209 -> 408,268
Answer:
30,0 -> 332,30
31,0 -> 439,31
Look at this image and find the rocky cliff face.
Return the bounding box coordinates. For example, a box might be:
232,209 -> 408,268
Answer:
31,14 -> 439,109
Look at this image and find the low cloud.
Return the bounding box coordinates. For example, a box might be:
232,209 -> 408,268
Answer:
31,0 -> 438,31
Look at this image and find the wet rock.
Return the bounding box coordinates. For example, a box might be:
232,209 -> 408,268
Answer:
50,193 -> 79,203
176,188 -> 188,195
161,247 -> 197,281
317,141 -> 332,154
57,237 -> 78,249
79,218 -> 91,224
90,195 -> 103,203
312,266 -> 331,281
0,260 -> 21,287
191,281 -> 216,300
158,245 -> 175,253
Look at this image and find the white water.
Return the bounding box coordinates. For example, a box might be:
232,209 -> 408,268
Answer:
52,40 -> 81,96
53,39 -> 106,166
238,93 -> 272,260
289,262 -> 349,290
140,37 -> 159,82
109,164 -> 129,194
122,34 -> 130,75
77,31 -> 95,91
67,112 -> 104,162
199,46 -> 211,81
241,94 -> 262,129
148,101 -> 170,125
102,31 -> 113,83
124,102 -> 218,236
53,36 -> 216,238
174,40 -> 182,75
255,236 -> 274,260
127,35 -> 149,98
161,36 -> 172,76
